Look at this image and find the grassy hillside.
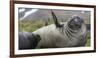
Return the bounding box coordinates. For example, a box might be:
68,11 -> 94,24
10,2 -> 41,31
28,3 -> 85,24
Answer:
19,19 -> 54,32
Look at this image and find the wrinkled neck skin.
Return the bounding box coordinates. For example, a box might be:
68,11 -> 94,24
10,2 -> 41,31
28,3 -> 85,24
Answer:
65,22 -> 86,38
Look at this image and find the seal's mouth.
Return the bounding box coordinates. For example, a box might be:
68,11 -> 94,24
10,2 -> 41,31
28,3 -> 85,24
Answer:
68,22 -> 81,30
75,23 -> 81,28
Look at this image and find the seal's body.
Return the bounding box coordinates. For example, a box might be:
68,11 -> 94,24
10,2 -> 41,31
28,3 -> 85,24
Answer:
33,21 -> 86,48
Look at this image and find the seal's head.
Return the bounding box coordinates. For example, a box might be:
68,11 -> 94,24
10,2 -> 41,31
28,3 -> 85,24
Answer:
68,15 -> 84,30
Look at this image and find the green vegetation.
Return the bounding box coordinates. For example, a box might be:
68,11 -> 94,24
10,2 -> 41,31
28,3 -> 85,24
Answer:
86,32 -> 91,47
19,19 -> 54,32
19,20 -> 43,32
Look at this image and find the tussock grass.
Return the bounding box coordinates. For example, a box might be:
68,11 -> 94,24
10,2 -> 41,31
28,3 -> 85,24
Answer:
19,20 -> 44,32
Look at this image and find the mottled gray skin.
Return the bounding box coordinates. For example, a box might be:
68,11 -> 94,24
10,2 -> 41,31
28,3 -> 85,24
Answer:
33,16 -> 87,48
19,32 -> 41,50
